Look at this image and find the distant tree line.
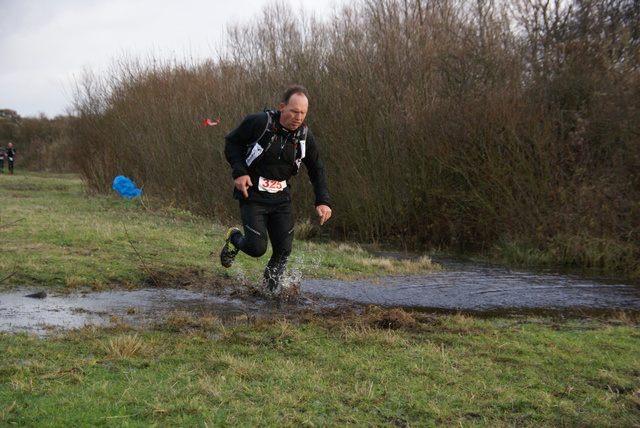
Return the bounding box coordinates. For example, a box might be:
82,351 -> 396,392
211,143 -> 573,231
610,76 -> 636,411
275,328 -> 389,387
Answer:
14,0 -> 640,274
0,109 -> 75,173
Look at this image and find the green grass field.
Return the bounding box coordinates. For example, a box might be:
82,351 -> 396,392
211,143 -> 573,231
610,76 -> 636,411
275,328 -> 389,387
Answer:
0,171 -> 441,289
1,172 -> 638,427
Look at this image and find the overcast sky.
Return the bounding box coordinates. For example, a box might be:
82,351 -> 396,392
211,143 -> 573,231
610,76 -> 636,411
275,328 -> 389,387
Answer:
0,0 -> 343,118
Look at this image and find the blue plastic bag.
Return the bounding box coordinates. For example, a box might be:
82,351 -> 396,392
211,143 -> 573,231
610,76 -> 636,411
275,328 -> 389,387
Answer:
112,175 -> 143,198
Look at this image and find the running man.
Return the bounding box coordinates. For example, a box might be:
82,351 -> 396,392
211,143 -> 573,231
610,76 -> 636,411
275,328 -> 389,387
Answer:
6,142 -> 16,174
220,85 -> 332,290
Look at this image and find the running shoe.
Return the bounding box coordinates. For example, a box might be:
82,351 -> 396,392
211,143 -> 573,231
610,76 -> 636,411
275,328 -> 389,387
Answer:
220,228 -> 241,268
263,269 -> 279,291
263,260 -> 287,291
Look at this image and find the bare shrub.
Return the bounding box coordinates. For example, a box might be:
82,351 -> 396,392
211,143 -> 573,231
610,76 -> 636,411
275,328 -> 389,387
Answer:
67,0 -> 640,272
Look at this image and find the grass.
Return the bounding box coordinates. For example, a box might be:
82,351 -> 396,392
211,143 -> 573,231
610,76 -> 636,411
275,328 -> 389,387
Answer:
0,171 -> 440,290
1,172 -> 639,426
1,311 -> 639,426
490,235 -> 640,278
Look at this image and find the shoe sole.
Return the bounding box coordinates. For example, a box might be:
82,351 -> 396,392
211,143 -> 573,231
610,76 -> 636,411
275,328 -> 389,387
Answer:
220,228 -> 240,268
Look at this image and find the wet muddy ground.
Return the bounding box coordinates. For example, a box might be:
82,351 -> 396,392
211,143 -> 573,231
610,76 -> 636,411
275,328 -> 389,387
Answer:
2,258 -> 639,334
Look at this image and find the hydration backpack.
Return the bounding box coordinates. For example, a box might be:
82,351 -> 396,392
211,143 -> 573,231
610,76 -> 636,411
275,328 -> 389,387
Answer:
245,110 -> 308,175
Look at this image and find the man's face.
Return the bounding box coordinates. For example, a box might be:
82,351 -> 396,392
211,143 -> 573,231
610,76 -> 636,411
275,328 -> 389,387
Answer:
279,93 -> 308,131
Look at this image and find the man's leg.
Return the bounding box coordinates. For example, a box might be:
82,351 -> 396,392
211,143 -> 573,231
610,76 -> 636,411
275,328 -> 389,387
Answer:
263,202 -> 295,290
220,201 -> 270,268
232,201 -> 270,258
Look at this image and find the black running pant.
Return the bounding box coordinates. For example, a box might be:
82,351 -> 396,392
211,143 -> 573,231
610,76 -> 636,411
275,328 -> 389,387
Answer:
231,200 -> 295,267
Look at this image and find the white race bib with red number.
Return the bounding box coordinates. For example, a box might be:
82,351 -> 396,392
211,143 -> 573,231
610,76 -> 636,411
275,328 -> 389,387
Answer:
258,177 -> 287,193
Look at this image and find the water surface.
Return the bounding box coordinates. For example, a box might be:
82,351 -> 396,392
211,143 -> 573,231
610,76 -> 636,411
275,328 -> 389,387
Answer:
304,258 -> 640,315
2,258 -> 638,334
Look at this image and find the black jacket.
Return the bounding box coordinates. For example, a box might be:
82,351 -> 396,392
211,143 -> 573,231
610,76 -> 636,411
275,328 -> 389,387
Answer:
224,111 -> 330,207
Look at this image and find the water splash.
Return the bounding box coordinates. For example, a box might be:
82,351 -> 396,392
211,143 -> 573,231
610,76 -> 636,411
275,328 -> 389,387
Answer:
272,268 -> 303,301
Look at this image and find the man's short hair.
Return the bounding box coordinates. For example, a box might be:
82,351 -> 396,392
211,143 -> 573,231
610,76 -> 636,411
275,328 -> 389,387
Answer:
281,85 -> 309,105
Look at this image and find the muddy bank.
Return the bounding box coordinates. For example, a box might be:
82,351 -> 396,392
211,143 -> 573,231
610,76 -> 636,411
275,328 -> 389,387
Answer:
0,284 -> 351,335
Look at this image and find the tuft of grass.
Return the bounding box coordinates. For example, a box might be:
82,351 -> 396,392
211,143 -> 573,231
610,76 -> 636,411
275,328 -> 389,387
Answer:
354,254 -> 442,273
294,218 -> 319,241
161,310 -> 221,333
64,276 -> 85,288
99,333 -> 147,359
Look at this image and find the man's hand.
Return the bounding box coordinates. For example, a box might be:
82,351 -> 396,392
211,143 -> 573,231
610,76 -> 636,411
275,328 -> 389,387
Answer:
316,205 -> 332,226
234,175 -> 253,198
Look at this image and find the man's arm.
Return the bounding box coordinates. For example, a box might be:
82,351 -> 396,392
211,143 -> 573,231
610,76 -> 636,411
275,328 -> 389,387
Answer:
302,130 -> 332,224
302,130 -> 330,207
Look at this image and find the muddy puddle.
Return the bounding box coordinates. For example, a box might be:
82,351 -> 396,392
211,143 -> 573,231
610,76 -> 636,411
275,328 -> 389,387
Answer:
306,257 -> 640,317
2,257 -> 639,334
0,287 -> 343,335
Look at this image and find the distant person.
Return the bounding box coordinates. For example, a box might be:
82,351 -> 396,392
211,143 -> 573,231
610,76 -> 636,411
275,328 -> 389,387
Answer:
6,142 -> 16,174
220,85 -> 332,291
0,144 -> 4,173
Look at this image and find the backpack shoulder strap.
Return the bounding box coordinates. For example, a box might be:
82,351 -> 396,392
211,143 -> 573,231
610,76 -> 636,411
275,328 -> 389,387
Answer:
297,124 -> 308,141
245,111 -> 277,167
293,125 -> 308,174
259,110 -> 276,140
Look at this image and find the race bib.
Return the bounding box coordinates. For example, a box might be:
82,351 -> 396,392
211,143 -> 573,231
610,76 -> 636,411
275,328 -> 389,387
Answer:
258,177 -> 287,193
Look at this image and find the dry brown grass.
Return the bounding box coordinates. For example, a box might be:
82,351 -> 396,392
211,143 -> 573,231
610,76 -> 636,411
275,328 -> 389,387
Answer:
99,333 -> 147,359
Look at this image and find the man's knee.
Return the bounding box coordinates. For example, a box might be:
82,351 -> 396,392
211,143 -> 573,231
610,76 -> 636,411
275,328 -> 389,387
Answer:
242,234 -> 268,257
244,245 -> 267,258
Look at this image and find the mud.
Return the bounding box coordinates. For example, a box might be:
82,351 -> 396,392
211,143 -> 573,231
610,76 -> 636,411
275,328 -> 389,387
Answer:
0,284 -> 349,335
1,257 -> 639,335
